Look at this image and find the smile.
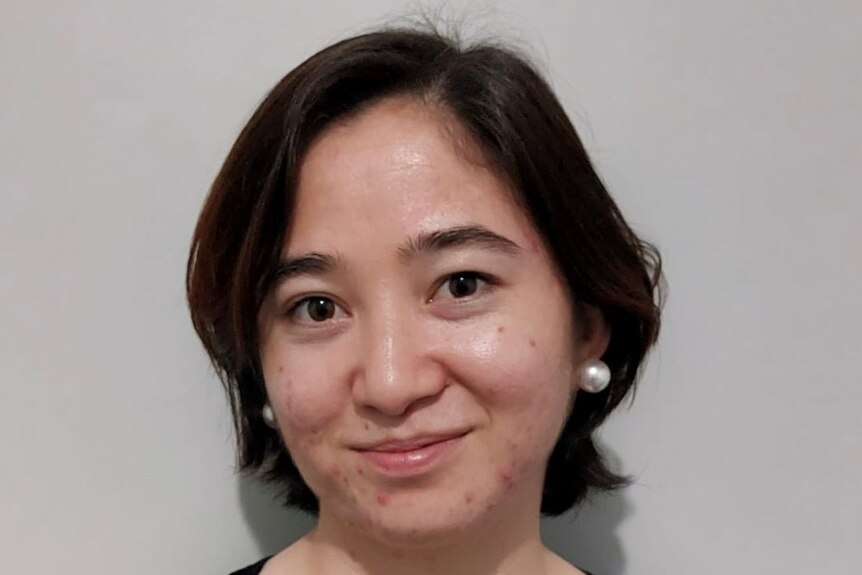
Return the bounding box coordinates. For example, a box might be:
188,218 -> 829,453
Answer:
354,431 -> 469,477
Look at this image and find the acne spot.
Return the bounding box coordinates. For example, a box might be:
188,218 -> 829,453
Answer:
497,325 -> 505,333
529,338 -> 536,348
356,465 -> 365,476
499,469 -> 515,490
376,492 -> 389,506
330,464 -> 341,478
465,492 -> 474,504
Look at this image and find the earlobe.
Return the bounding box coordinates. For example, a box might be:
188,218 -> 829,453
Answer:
579,304 -> 611,362
570,305 -> 612,394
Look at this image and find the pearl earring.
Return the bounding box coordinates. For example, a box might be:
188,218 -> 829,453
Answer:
261,403 -> 278,428
580,360 -> 611,393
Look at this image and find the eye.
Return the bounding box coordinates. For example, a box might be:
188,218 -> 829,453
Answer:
448,273 -> 480,298
288,296 -> 344,323
432,271 -> 495,302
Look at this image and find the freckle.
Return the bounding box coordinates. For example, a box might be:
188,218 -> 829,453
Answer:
497,325 -> 505,333
529,339 -> 536,348
278,365 -> 284,373
376,492 -> 389,506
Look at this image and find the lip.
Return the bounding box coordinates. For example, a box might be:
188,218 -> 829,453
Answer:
354,431 -> 469,477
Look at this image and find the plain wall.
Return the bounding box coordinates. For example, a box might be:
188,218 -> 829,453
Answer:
1,1 -> 860,573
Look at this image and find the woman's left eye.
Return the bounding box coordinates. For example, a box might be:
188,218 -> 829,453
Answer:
432,271 -> 495,302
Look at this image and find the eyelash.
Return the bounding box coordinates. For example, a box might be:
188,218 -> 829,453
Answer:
429,271 -> 497,303
284,271 -> 498,325
285,294 -> 347,324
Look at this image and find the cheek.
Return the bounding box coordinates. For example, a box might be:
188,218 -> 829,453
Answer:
450,320 -> 575,410
445,320 -> 575,477
260,349 -> 347,438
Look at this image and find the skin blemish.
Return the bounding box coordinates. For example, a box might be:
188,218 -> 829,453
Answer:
363,422 -> 370,430
497,325 -> 505,333
465,492 -> 474,504
499,469 -> 515,490
356,465 -> 365,476
330,464 -> 341,477
529,338 -> 536,348
376,492 -> 389,506
278,365 -> 284,373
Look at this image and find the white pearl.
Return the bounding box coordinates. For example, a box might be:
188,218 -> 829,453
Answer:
581,360 -> 611,393
262,403 -> 277,428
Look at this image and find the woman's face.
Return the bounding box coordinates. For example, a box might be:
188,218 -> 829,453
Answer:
258,97 -> 605,543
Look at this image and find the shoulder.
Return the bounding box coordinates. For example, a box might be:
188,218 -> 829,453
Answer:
228,556 -> 271,575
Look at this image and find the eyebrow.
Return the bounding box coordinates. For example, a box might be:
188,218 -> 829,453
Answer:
269,252 -> 340,288
269,225 -> 521,290
397,225 -> 522,262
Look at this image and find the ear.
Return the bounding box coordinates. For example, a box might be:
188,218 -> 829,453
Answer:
576,304 -> 611,364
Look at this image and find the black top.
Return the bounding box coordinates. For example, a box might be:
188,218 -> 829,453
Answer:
229,557 -> 270,575
230,556 -> 596,575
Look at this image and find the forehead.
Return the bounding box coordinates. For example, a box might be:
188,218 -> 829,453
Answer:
288,98 -> 540,255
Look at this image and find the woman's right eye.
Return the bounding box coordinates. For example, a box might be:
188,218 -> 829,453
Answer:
287,296 -> 345,324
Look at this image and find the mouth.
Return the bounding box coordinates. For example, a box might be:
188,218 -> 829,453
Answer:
353,431 -> 470,477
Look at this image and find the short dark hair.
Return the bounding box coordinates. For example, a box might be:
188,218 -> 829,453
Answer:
187,26 -> 663,516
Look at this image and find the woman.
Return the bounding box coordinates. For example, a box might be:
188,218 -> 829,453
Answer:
187,26 -> 662,575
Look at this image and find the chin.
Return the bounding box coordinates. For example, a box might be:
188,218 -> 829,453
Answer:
363,505 -> 485,548
330,476 -> 513,549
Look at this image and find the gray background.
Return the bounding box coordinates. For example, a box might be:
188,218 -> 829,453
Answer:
1,1 -> 860,573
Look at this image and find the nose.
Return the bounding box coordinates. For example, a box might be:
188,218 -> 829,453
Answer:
351,306 -> 447,418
